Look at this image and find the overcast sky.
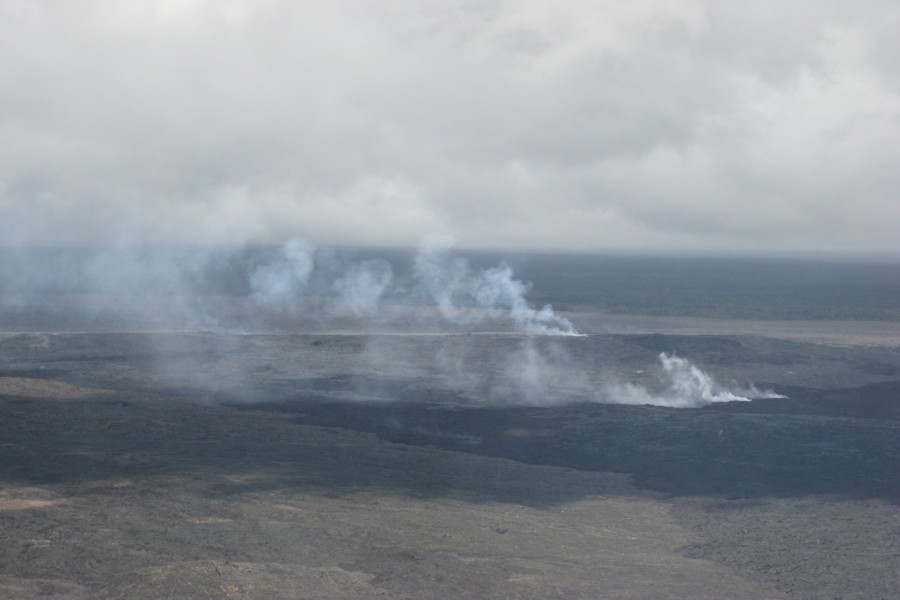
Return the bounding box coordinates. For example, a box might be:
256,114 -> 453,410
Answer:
1,0 -> 898,255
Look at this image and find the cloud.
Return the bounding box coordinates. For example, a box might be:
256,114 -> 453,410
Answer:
1,1 -> 898,254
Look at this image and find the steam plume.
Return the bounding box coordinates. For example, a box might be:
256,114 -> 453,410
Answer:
493,338 -> 588,404
0,237 -> 572,335
412,243 -> 577,335
0,240 -> 790,410
329,259 -> 394,318
249,238 -> 315,310
606,352 -> 786,408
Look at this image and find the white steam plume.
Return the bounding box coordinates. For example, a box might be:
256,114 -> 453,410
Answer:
239,238 -> 572,333
249,238 -> 315,310
329,258 -> 394,318
413,243 -> 577,335
0,235 -> 576,336
606,352 -> 786,408
1,237 -> 791,410
492,338 -> 589,404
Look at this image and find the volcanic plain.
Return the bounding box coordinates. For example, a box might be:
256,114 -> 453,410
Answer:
0,317 -> 898,599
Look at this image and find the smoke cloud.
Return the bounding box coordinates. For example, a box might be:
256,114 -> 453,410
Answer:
355,334 -> 781,410
0,238 -> 577,337
412,243 -> 577,335
605,352 -> 786,408
249,238 -> 315,311
490,338 -> 589,405
329,259 -> 394,318
0,240 -> 785,409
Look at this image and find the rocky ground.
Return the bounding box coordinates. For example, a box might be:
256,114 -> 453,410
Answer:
0,326 -> 898,599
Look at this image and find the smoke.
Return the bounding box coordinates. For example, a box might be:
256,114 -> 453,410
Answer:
238,237 -> 578,334
249,238 -> 315,310
0,237 -> 576,336
329,259 -> 394,318
605,352 -> 786,408
0,239 -> 789,409
412,243 -> 577,335
441,343 -> 780,409
492,338 -> 589,405
354,337 -> 781,410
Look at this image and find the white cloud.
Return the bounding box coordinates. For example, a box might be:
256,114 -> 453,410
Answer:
1,0 -> 898,254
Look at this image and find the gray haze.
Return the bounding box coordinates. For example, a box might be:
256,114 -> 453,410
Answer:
2,0 -> 899,254
0,235 -> 784,408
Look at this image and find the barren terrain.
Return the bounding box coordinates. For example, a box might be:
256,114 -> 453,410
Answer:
0,320 -> 898,599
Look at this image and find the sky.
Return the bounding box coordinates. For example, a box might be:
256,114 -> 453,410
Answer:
1,0 -> 898,256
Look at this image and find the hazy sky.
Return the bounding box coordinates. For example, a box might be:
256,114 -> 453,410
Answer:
2,0 -> 898,255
